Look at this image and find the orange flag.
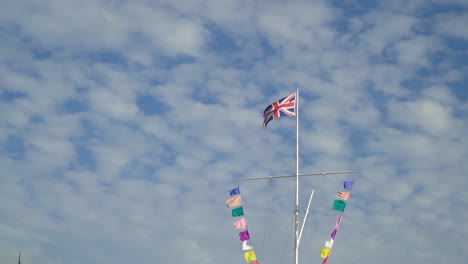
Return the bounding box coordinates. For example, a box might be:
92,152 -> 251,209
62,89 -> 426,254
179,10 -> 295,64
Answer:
337,191 -> 350,201
226,195 -> 242,207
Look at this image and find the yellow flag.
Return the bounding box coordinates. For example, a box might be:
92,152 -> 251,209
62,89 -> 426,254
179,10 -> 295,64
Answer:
244,250 -> 257,262
320,247 -> 330,258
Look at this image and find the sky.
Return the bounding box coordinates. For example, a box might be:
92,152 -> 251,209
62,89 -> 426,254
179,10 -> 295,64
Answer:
0,0 -> 467,263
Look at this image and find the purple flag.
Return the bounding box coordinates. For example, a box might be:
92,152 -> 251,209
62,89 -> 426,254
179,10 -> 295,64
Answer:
343,181 -> 354,190
229,187 -> 240,196
239,230 -> 250,241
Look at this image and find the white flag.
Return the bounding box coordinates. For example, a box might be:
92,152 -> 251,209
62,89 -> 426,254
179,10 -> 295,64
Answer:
242,240 -> 253,251
325,239 -> 334,248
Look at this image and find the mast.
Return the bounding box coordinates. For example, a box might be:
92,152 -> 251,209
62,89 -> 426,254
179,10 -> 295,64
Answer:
294,89 -> 299,264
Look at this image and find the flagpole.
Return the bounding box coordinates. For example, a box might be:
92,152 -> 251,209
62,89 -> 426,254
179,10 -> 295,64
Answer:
294,89 -> 299,264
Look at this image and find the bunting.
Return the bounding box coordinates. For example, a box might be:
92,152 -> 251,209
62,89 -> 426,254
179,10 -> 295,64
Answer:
232,207 -> 244,217
242,240 -> 253,251
229,187 -> 240,196
233,217 -> 247,230
337,191 -> 350,201
343,180 -> 354,190
319,180 -> 355,262
226,186 -> 259,263
244,250 -> 257,262
239,230 -> 250,241
226,195 -> 242,207
332,200 -> 346,212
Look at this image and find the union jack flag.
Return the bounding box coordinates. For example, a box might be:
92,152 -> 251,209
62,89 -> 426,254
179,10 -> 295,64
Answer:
263,92 -> 296,127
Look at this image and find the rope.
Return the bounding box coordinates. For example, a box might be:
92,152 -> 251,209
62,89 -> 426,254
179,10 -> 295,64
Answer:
278,214 -> 294,264
258,178 -> 273,262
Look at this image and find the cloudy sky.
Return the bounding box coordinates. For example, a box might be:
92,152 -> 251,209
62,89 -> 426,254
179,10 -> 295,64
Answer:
1,0 -> 467,263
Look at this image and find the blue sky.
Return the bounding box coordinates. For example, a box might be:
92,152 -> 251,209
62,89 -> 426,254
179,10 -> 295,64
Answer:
1,0 -> 467,263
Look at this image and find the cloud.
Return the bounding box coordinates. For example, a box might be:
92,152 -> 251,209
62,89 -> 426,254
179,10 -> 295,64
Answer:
0,0 -> 467,264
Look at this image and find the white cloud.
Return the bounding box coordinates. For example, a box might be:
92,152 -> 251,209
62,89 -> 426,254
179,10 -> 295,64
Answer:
387,99 -> 453,135
1,0 -> 467,264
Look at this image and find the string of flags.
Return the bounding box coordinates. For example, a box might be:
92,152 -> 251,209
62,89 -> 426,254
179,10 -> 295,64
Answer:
320,180 -> 354,264
226,186 -> 259,264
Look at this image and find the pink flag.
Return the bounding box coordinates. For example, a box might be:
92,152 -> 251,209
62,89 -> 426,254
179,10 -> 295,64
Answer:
234,217 -> 247,230
239,230 -> 250,241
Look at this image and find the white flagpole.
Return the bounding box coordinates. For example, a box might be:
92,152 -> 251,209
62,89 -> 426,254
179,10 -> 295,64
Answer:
294,89 -> 300,264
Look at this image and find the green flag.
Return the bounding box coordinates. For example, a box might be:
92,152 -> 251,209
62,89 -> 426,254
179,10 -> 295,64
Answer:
332,200 -> 346,212
232,206 -> 244,217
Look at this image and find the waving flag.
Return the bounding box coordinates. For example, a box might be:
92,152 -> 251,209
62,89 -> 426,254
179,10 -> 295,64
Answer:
332,200 -> 346,212
226,195 -> 242,207
234,217 -> 247,230
232,207 -> 244,217
242,240 -> 253,251
239,230 -> 250,241
229,187 -> 240,196
263,92 -> 296,127
343,181 -> 354,190
244,250 -> 257,262
320,247 -> 331,258
337,191 -> 350,201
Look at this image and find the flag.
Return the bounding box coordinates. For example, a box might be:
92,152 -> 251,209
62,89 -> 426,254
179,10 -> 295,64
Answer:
322,257 -> 328,264
320,247 -> 331,258
239,230 -> 250,241
244,250 -> 257,262
325,239 -> 334,248
262,92 -> 296,127
343,181 -> 354,190
337,191 -> 350,201
242,240 -> 253,251
232,207 -> 244,217
251,261 -> 259,264
234,217 -> 247,230
229,187 -> 240,196
332,200 -> 346,212
226,195 -> 242,207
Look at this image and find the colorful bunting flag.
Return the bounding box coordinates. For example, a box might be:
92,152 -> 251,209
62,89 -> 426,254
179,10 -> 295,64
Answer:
325,239 -> 334,248
331,228 -> 337,239
234,217 -> 247,230
320,247 -> 331,258
232,207 -> 244,217
244,250 -> 257,262
242,240 -> 253,251
343,181 -> 354,190
337,191 -> 350,201
251,261 -> 259,264
229,187 -> 240,196
239,230 -> 250,241
226,195 -> 242,207
332,200 -> 346,212
322,257 -> 328,264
